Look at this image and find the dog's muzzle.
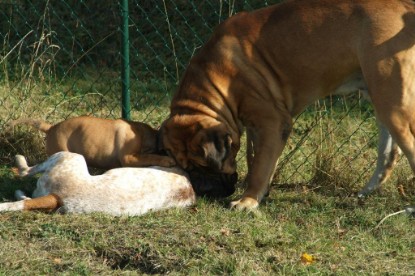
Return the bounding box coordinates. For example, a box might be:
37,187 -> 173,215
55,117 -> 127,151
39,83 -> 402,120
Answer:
187,167 -> 237,198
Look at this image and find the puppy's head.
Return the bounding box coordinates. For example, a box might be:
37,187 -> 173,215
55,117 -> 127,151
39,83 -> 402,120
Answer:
161,115 -> 239,174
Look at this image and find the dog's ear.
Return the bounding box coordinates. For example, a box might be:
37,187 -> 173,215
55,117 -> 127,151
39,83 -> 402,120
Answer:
161,116 -> 238,173
204,130 -> 232,171
159,117 -> 192,170
192,124 -> 235,173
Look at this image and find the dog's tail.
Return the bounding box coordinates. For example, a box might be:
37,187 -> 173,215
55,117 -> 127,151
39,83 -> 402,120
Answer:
0,194 -> 61,213
9,118 -> 52,133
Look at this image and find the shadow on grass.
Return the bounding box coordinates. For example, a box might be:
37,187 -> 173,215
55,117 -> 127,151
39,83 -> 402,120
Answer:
0,166 -> 36,201
94,244 -> 183,274
0,128 -> 46,201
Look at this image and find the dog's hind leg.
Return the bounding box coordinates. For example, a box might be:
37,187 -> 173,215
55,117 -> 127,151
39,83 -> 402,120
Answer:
15,152 -> 65,177
358,124 -> 401,197
14,190 -> 31,200
0,200 -> 25,212
23,194 -> 61,211
0,194 -> 60,212
15,155 -> 30,177
362,58 -> 415,190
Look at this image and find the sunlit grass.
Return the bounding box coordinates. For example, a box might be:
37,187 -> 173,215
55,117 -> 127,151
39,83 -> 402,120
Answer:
0,78 -> 414,274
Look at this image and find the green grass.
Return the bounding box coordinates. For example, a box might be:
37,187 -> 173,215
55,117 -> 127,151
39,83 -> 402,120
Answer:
0,177 -> 414,274
1,80 -> 414,274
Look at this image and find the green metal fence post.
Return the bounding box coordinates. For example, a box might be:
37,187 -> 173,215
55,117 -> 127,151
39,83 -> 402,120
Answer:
121,0 -> 131,120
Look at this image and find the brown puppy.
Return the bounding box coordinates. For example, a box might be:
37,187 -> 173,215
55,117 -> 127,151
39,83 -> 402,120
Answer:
12,116 -> 175,169
161,0 -> 415,210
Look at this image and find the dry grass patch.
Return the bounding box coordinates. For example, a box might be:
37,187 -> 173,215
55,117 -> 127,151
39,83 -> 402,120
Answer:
0,80 -> 414,274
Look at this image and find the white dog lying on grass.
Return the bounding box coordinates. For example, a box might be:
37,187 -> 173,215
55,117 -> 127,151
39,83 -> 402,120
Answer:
0,152 -> 196,216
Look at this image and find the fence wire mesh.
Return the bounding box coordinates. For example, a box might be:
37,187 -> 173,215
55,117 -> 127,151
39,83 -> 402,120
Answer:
0,0 -> 390,189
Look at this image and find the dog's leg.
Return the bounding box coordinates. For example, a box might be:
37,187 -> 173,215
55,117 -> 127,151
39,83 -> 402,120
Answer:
0,194 -> 60,212
358,124 -> 400,197
15,152 -> 63,177
246,128 -> 254,170
230,114 -> 292,210
0,200 -> 25,212
361,53 -> 415,186
15,155 -> 30,176
15,190 -> 31,200
120,153 -> 176,167
23,194 -> 61,211
242,128 -> 255,188
383,120 -> 415,180
245,128 -> 277,197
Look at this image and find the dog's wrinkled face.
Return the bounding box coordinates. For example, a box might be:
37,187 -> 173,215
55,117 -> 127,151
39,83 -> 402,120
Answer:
161,116 -> 239,174
161,115 -> 239,197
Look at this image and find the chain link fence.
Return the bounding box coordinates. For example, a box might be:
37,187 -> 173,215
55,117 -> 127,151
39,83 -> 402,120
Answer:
0,0 -> 387,189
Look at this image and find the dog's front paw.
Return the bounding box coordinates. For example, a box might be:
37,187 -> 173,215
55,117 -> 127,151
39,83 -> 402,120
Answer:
160,156 -> 176,167
229,197 -> 259,210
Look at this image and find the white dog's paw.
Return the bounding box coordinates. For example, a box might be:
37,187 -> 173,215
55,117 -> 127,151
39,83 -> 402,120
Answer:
405,206 -> 415,217
14,155 -> 29,176
229,197 -> 259,210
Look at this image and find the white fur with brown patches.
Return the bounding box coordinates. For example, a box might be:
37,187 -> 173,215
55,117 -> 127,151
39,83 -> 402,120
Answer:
0,152 -> 196,216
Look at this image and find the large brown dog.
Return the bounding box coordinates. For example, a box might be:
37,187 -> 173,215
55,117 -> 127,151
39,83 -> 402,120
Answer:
161,0 -> 415,210
12,116 -> 175,169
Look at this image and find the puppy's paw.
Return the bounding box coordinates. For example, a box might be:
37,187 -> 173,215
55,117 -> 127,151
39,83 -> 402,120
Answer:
229,197 -> 259,210
160,156 -> 176,167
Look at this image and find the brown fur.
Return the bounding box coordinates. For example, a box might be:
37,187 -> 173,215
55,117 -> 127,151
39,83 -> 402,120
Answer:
161,0 -> 415,209
23,194 -> 61,212
13,116 -> 175,169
